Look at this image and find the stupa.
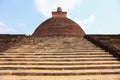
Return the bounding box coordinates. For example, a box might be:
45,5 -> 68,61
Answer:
32,7 -> 85,36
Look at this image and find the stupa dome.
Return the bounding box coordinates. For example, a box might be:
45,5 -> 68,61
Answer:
32,7 -> 85,36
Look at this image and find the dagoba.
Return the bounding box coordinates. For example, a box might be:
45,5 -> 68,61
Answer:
32,7 -> 85,36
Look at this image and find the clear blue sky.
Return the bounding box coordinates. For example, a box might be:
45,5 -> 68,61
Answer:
0,0 -> 120,35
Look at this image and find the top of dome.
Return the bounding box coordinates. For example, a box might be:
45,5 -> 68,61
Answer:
57,7 -> 62,12
32,7 -> 85,36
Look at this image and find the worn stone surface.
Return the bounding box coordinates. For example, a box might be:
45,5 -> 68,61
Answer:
0,34 -> 27,52
86,35 -> 120,53
0,36 -> 120,80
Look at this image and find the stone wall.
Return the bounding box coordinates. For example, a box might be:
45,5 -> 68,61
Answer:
85,35 -> 120,56
0,34 -> 27,52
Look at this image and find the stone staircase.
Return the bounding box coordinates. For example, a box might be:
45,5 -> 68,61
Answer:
0,36 -> 120,80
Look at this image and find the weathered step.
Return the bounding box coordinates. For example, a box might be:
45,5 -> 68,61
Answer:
0,69 -> 120,75
35,48 -> 104,51
36,46 -> 102,48
36,50 -> 106,52
0,71 -> 120,76
0,53 -> 111,56
0,64 -> 120,70
3,50 -> 109,53
0,61 -> 120,64
0,55 -> 114,58
5,49 -> 106,53
0,62 -> 120,65
0,51 -> 109,55
4,51 -> 107,53
34,46 -> 101,48
0,57 -> 117,61
36,51 -> 108,53
0,58 -> 118,62
0,75 -> 119,80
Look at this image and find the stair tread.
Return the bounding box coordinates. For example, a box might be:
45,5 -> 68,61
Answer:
0,60 -> 120,63
0,64 -> 120,67
0,71 -> 119,76
0,69 -> 120,73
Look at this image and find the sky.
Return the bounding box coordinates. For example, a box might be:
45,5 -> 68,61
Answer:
0,0 -> 120,35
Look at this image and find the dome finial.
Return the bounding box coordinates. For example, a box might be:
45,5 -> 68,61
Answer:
57,7 -> 62,12
52,7 -> 67,17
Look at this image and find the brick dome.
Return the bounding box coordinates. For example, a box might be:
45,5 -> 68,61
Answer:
32,7 -> 85,36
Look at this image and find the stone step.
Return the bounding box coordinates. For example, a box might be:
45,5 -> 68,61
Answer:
0,75 -> 119,80
5,43 -> 100,47
0,61 -> 119,64
1,51 -> 109,54
10,47 -> 102,50
0,54 -> 113,58
36,51 -> 108,53
13,42 -> 98,45
0,62 -> 120,65
0,58 -> 117,62
5,50 -> 106,53
26,41 -> 91,44
4,50 -> 107,53
5,46 -> 102,48
38,50 -> 106,53
31,42 -> 95,44
0,65 -> 120,70
0,53 -> 110,56
35,47 -> 101,49
0,60 -> 119,63
0,71 -> 119,76
24,40 -> 91,43
0,57 -> 116,60
0,55 -> 114,58
0,69 -> 120,75
36,51 -> 107,53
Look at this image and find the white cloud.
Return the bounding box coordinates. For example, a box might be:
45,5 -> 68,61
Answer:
74,15 -> 95,29
35,0 -> 82,17
0,22 -> 6,27
0,21 -> 15,34
18,23 -> 27,28
34,0 -> 95,33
